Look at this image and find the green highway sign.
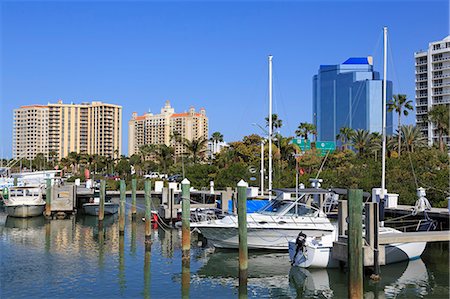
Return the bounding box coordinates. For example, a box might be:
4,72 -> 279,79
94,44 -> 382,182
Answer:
292,138 -> 311,151
315,141 -> 336,156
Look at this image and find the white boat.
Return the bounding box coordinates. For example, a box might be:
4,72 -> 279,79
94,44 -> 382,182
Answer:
83,202 -> 119,216
191,189 -> 337,250
3,186 -> 46,218
82,187 -> 118,216
289,227 -> 427,268
11,170 -> 61,186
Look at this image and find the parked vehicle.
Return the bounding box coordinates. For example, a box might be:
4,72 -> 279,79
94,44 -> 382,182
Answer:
144,172 -> 168,179
168,174 -> 182,182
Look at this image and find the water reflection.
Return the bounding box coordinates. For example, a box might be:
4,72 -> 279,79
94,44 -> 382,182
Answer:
5,216 -> 45,229
143,250 -> 151,299
0,210 -> 448,299
288,259 -> 430,298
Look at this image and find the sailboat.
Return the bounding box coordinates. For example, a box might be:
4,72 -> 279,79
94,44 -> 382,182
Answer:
289,27 -> 429,268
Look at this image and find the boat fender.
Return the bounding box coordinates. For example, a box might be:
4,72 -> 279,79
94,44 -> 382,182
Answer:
291,231 -> 307,266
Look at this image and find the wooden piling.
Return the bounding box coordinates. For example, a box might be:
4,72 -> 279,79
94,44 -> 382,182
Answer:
45,179 -> 52,217
348,189 -> 363,299
131,178 -> 137,218
13,177 -> 17,186
143,250 -> 151,299
99,180 -> 105,222
144,180 -> 152,250
181,261 -> 190,299
119,180 -> 126,235
237,179 -> 248,295
118,234 -> 126,292
181,178 -> 191,262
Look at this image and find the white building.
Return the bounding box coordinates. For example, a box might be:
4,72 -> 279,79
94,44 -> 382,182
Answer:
207,140 -> 229,159
415,36 -> 450,147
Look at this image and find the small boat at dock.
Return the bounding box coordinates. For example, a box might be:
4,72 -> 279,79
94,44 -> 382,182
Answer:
3,185 -> 46,218
289,227 -> 427,268
82,187 -> 119,216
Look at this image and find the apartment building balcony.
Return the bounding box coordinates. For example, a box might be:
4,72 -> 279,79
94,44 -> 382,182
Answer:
432,97 -> 450,105
433,74 -> 450,79
415,68 -> 427,74
433,56 -> 450,62
416,77 -> 428,82
416,99 -> 428,106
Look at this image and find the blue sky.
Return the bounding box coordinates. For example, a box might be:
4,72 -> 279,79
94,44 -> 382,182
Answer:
1,0 -> 448,158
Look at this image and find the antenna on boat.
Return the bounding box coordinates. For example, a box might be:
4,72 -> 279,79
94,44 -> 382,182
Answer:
268,55 -> 273,200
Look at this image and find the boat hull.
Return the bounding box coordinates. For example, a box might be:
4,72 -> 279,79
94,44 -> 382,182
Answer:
5,204 -> 45,218
198,226 -> 333,250
83,203 -> 119,216
289,240 -> 427,268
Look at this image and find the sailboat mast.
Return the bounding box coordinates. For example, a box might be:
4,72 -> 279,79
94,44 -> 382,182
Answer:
268,55 -> 273,200
381,27 -> 387,199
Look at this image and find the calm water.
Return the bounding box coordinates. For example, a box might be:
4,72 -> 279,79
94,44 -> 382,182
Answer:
0,200 -> 449,298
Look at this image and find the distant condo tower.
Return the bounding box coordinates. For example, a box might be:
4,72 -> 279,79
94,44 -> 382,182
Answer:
13,100 -> 122,160
313,56 -> 393,143
128,101 -> 208,158
415,35 -> 450,147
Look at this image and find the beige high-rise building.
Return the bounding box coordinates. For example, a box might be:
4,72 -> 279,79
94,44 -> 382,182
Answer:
128,101 -> 208,158
13,100 -> 122,160
415,35 -> 450,147
13,105 -> 49,160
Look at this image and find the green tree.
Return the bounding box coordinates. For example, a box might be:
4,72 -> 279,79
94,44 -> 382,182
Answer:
387,94 -> 414,156
428,104 -> 449,152
336,127 -> 355,150
152,144 -> 174,174
265,114 -> 283,132
400,125 -> 427,153
183,137 -> 208,164
351,129 -> 371,156
295,122 -> 316,141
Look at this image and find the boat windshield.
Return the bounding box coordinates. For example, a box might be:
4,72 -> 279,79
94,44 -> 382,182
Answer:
257,193 -> 320,217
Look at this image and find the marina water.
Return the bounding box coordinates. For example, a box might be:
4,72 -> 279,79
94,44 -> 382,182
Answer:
0,198 -> 448,298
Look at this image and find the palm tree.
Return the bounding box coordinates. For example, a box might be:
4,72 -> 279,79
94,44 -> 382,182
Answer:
387,94 -> 414,156
351,129 -> 371,156
152,144 -> 174,174
265,114 -> 283,132
336,127 -> 355,150
183,137 -> 208,164
295,122 -> 316,141
369,132 -> 382,160
210,131 -> 224,158
67,152 -> 81,175
400,125 -> 427,153
428,104 -> 450,152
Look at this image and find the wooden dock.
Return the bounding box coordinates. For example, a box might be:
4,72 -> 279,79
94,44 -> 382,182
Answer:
385,205 -> 449,220
379,230 -> 450,244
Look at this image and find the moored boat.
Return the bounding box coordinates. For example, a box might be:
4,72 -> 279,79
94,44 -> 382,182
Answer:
289,227 -> 427,268
191,189 -> 338,250
3,186 -> 46,218
82,186 -> 119,216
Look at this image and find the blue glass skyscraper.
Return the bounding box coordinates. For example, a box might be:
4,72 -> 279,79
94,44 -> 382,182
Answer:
313,57 -> 393,143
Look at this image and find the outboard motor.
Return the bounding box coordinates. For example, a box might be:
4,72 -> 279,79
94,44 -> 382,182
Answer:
290,231 -> 307,266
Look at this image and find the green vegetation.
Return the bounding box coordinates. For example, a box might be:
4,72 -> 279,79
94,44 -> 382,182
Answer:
6,99 -> 449,207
